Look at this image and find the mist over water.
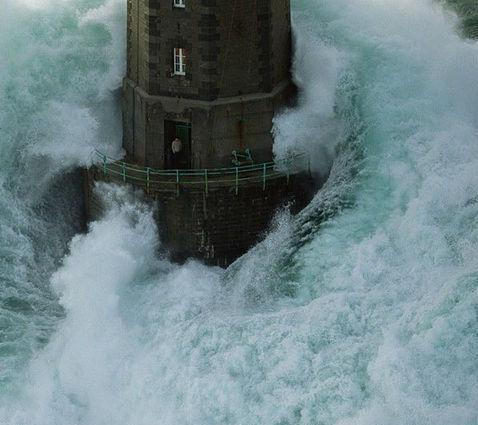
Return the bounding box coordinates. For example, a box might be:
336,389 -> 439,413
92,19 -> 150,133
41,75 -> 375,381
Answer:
0,0 -> 125,391
1,0 -> 477,424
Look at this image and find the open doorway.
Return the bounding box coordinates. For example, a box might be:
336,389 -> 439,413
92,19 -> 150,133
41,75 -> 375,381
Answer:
164,120 -> 192,169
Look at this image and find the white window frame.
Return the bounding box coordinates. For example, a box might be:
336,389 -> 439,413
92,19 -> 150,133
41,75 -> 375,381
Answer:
173,48 -> 186,76
173,0 -> 186,8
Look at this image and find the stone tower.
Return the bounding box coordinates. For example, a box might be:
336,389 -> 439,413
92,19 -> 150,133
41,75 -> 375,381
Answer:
87,0 -> 316,266
123,0 -> 294,169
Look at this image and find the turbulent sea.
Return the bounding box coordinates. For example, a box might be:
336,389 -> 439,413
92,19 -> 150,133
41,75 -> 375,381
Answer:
1,0 -> 478,424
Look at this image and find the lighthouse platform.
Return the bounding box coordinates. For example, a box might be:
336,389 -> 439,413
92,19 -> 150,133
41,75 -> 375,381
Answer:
86,151 -> 317,266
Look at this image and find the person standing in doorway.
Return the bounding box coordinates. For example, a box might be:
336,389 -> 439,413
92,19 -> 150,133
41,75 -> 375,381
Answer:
171,137 -> 182,168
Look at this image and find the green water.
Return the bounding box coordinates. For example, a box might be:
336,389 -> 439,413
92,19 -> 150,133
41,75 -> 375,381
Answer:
0,1 -> 477,424
445,0 -> 478,38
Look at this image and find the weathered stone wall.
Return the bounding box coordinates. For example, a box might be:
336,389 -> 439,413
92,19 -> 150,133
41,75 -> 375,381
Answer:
112,0 -> 301,266
126,0 -> 150,88
86,169 -> 315,266
124,0 -> 294,168
123,78 -> 294,168
154,174 -> 313,266
126,0 -> 292,100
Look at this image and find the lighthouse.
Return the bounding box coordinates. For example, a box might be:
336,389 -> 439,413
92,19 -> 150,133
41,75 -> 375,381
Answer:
87,0 -> 316,266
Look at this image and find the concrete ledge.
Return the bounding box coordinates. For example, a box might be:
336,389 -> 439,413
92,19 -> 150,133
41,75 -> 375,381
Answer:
125,78 -> 292,109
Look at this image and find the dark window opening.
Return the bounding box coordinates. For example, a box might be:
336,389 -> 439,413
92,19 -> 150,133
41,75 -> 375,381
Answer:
164,120 -> 192,169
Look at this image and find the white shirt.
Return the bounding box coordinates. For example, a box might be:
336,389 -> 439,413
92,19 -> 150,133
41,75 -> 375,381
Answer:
172,138 -> 182,153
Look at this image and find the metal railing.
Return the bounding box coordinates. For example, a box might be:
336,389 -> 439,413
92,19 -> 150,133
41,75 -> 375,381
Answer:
92,150 -> 310,195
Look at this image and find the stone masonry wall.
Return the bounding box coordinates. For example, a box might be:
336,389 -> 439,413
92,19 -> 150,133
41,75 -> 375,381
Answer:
86,169 -> 315,266
126,0 -> 292,100
123,78 -> 294,168
124,0 -> 294,168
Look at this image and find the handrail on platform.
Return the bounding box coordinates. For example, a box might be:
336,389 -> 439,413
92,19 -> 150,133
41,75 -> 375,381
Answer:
93,149 -> 309,195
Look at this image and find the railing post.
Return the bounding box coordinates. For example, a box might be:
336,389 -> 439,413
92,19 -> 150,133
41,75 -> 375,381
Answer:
122,162 -> 126,182
235,167 -> 239,195
176,170 -> 180,197
262,163 -> 266,191
204,169 -> 208,195
146,167 -> 150,192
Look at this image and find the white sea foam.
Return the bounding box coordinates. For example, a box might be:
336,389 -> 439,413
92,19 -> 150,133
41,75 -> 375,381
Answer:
0,0 -> 125,389
0,0 -> 125,177
1,0 -> 478,424
273,25 -> 347,177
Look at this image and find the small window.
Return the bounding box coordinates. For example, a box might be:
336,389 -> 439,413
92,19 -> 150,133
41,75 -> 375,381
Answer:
173,0 -> 185,8
173,48 -> 186,76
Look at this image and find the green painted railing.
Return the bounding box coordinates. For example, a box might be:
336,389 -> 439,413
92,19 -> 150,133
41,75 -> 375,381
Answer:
93,150 -> 310,195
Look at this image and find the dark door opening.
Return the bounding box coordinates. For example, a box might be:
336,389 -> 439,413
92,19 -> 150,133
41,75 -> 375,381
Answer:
164,120 -> 192,169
